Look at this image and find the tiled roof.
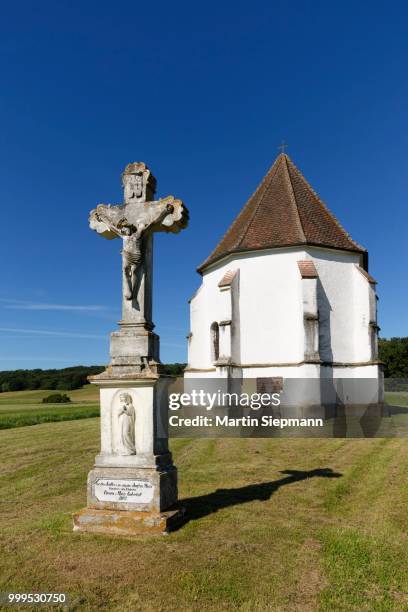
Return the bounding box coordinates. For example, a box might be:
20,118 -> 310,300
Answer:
297,260 -> 318,278
198,154 -> 366,272
218,269 -> 238,287
355,264 -> 377,284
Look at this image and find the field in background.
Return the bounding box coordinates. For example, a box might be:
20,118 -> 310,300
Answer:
0,420 -> 407,610
0,385 -> 99,403
1,386 -> 407,432
0,385 -> 99,429
386,391 -> 408,407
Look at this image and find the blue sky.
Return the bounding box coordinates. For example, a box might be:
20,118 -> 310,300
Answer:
0,1 -> 407,369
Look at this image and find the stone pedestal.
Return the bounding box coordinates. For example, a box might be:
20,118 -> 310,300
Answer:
73,375 -> 182,536
110,325 -> 160,370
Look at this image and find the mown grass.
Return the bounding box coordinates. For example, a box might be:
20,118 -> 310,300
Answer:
0,420 -> 407,611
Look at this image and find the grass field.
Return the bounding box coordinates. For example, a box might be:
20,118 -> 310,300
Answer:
0,386 -> 99,429
386,392 -> 408,407
0,417 -> 407,611
0,386 -> 407,432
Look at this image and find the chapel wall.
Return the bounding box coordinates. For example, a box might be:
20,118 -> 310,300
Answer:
237,249 -> 305,364
187,248 -> 306,370
306,248 -> 361,363
187,246 -> 378,374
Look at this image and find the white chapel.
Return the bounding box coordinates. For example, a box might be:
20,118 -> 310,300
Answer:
185,153 -> 382,395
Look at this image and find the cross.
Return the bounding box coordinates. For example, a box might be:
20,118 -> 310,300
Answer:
278,141 -> 288,154
89,162 -> 189,329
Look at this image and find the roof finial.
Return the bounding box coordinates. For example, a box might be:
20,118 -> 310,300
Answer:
278,141 -> 288,154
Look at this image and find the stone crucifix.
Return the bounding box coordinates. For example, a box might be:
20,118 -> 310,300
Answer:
89,162 -> 188,332
75,160 -> 185,538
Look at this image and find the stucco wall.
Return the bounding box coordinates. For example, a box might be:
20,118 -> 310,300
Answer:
186,245 -> 377,377
306,247 -> 361,363
188,247 -> 306,370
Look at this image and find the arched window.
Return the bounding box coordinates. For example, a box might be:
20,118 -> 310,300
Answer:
210,322 -> 219,363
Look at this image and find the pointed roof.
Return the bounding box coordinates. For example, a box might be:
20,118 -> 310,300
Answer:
198,153 -> 366,273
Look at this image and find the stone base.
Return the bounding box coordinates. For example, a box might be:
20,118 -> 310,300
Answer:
73,507 -> 184,537
87,465 -> 178,513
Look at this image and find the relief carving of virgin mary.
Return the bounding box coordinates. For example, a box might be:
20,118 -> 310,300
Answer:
115,392 -> 136,455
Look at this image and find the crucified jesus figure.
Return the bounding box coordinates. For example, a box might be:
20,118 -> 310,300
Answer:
95,202 -> 174,300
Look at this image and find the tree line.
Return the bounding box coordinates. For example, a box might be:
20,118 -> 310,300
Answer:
378,337 -> 408,379
0,340 -> 406,392
0,363 -> 187,392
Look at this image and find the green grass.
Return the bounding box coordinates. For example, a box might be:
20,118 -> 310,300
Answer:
0,387 -> 406,432
0,405 -> 100,429
0,384 -> 99,404
386,391 -> 408,408
0,385 -> 99,429
0,421 -> 407,611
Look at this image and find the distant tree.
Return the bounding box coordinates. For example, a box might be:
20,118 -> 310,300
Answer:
39,378 -> 58,390
161,363 -> 187,376
8,378 -> 25,391
26,377 -> 40,390
379,337 -> 408,378
0,363 -> 187,391
70,373 -> 86,388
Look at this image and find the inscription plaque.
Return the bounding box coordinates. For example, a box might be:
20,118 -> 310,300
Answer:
94,478 -> 154,504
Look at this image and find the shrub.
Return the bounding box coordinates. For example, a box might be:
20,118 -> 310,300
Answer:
42,393 -> 71,404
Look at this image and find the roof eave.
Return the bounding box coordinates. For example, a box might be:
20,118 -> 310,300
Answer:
197,242 -> 367,275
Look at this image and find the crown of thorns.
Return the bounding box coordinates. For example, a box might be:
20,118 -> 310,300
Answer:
117,218 -> 137,232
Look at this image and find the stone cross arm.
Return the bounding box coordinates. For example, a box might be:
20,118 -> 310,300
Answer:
89,195 -> 189,241
88,162 -> 189,308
